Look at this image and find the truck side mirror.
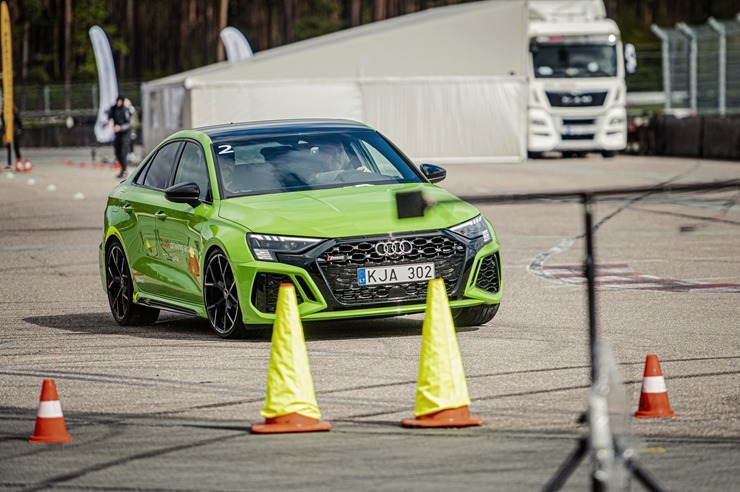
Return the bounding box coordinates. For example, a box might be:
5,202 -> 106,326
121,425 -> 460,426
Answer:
624,43 -> 637,74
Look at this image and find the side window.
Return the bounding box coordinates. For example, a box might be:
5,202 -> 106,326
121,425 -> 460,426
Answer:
133,157 -> 151,185
173,142 -> 210,201
143,142 -> 181,189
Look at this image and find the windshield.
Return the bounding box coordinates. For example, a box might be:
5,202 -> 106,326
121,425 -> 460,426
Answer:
532,43 -> 617,78
212,129 -> 423,198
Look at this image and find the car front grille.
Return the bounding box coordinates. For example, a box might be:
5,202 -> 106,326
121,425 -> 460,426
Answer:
475,253 -> 500,294
317,234 -> 466,306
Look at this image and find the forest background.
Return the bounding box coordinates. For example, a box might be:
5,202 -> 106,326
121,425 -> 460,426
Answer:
5,0 -> 740,114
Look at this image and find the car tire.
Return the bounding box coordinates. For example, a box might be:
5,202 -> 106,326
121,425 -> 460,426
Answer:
203,249 -> 246,339
601,151 -> 616,158
452,304 -> 499,327
105,239 -> 160,326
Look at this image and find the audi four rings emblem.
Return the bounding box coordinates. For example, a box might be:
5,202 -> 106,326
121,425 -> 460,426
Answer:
375,240 -> 413,257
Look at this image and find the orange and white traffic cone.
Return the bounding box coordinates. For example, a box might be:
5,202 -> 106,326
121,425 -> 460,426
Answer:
15,158 -> 23,173
634,354 -> 676,418
24,158 -> 32,173
29,379 -> 73,443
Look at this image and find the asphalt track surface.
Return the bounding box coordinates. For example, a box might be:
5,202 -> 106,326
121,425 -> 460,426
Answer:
0,148 -> 738,491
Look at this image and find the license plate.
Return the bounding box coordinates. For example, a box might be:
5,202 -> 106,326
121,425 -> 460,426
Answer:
358,263 -> 435,286
563,125 -> 596,136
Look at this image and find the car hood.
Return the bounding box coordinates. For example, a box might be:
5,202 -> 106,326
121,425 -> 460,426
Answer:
217,184 -> 481,237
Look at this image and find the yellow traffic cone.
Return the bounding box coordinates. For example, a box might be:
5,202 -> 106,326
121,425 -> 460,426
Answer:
402,278 -> 483,428
251,283 -> 332,434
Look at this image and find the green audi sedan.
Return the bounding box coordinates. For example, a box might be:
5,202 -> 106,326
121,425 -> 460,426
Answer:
100,119 -> 502,338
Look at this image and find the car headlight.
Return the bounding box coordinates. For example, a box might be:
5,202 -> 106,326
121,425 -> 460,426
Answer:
449,215 -> 493,244
247,233 -> 323,261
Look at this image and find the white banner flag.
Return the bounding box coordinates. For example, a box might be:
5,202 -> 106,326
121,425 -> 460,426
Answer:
220,27 -> 254,62
89,26 -> 119,143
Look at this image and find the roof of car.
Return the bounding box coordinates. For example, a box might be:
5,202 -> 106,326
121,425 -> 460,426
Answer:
196,119 -> 373,142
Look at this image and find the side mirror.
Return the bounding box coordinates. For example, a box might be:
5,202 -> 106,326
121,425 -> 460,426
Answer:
624,43 -> 637,74
165,182 -> 201,206
420,163 -> 447,183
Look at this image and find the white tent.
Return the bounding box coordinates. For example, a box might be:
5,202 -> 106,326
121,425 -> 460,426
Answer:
142,0 -> 528,163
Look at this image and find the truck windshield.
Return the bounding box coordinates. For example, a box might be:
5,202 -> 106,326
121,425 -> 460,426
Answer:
532,43 -> 617,78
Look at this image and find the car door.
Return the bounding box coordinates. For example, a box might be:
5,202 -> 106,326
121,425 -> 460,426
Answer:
154,140 -> 214,305
122,140 -> 182,296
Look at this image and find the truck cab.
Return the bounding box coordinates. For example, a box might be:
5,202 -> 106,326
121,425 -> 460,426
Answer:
527,1 -> 627,158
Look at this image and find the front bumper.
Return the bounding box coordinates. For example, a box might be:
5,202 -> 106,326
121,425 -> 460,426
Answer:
232,230 -> 503,324
528,106 -> 627,153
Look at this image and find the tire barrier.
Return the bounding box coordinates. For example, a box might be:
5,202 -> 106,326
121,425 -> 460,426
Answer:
702,117 -> 740,160
630,114 -> 740,160
665,116 -> 703,157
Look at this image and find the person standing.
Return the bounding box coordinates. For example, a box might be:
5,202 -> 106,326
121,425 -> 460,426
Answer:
106,95 -> 132,178
2,105 -> 29,172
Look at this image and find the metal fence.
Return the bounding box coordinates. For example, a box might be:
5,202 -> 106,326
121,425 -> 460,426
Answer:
651,15 -> 740,115
10,81 -> 142,119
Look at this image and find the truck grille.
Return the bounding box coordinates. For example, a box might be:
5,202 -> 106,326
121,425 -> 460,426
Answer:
562,119 -> 596,126
317,234 -> 466,306
546,91 -> 607,107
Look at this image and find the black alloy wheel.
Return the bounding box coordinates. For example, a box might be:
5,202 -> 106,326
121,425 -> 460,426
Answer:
203,250 -> 245,339
106,240 -> 159,325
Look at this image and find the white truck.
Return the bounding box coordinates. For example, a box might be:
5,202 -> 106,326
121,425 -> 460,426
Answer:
527,0 -> 632,158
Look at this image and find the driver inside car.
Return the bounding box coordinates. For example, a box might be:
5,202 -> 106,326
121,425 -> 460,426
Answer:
307,141 -> 369,185
218,150 -> 241,193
